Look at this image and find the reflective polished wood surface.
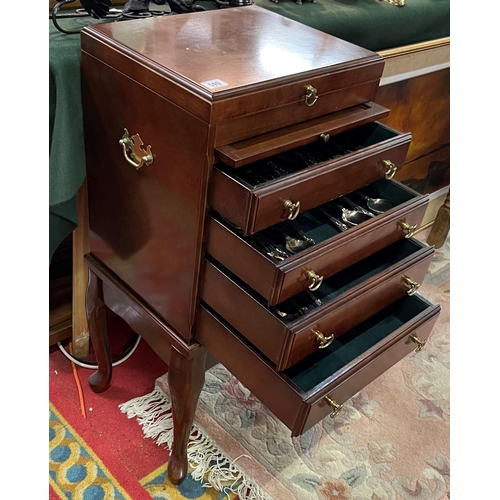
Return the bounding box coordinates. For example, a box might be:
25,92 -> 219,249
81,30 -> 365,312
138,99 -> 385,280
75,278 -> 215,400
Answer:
93,6 -> 381,97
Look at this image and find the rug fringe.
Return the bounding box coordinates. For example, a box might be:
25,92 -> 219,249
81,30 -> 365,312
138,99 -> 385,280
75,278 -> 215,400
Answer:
119,387 -> 272,500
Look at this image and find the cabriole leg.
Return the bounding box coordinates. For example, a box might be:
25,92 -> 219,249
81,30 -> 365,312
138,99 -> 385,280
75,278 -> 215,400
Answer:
86,269 -> 112,393
167,346 -> 207,484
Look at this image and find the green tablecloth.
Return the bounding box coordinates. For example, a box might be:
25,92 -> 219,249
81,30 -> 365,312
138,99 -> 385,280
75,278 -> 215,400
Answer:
253,0 -> 450,52
49,22 -> 86,264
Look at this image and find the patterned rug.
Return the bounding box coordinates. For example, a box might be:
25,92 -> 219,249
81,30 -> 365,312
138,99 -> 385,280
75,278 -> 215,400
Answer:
122,232 -> 450,500
49,324 -> 240,499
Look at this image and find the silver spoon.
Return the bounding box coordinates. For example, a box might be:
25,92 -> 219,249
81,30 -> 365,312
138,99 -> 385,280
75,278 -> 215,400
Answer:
284,234 -> 309,255
282,221 -> 316,247
330,202 -> 373,228
341,196 -> 375,218
251,233 -> 288,261
314,207 -> 349,232
353,192 -> 396,214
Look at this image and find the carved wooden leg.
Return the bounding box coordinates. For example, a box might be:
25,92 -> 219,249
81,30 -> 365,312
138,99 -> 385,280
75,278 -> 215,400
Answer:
167,346 -> 207,484
72,179 -> 91,358
86,269 -> 112,393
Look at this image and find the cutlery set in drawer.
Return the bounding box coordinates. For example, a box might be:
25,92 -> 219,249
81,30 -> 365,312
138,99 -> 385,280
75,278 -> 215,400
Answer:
199,66 -> 441,436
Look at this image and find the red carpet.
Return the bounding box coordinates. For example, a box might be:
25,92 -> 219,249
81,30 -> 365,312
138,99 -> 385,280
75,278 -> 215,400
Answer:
49,314 -> 172,499
49,313 -> 239,499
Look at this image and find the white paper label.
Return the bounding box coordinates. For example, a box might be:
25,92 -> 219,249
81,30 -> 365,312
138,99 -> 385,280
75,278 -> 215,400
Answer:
200,79 -> 229,89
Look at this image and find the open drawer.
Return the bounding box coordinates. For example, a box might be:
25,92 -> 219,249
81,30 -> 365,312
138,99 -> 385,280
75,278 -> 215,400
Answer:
196,294 -> 441,436
208,121 -> 411,235
200,237 -> 434,371
205,178 -> 429,306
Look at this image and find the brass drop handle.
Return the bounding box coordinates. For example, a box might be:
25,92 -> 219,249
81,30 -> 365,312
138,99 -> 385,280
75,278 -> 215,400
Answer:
320,133 -> 330,143
304,85 -> 319,107
410,334 -> 426,352
383,159 -> 397,179
305,269 -> 324,291
283,199 -> 301,220
324,396 -> 343,418
119,128 -> 154,170
399,221 -> 418,238
312,329 -> 335,349
402,275 -> 421,296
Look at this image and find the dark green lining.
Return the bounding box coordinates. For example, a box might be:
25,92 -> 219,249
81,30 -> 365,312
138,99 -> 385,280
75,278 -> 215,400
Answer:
217,123 -> 398,188
213,178 -> 417,263
206,235 -> 422,323
284,295 -> 429,392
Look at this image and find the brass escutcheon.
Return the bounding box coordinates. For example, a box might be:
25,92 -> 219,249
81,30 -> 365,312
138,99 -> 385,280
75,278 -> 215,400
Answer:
324,396 -> 343,418
402,275 -> 421,296
399,221 -> 418,238
119,128 -> 154,170
312,329 -> 335,349
304,85 -> 318,107
320,133 -> 330,143
305,269 -> 324,291
383,159 -> 397,179
410,334 -> 426,352
283,199 -> 301,220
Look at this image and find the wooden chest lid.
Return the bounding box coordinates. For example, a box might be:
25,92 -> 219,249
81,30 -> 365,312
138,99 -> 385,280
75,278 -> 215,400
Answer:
81,5 -> 383,101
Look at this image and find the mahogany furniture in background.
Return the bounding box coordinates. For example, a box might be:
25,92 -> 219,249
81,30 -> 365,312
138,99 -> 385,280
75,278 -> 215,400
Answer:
81,6 -> 440,484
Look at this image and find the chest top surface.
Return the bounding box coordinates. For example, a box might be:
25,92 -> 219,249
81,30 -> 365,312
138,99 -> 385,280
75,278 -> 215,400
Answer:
83,5 -> 381,99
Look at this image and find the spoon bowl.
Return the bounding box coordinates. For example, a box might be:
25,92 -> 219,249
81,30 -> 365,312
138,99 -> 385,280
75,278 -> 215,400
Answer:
284,235 -> 309,254
329,202 -> 373,227
340,208 -> 372,227
354,192 -> 396,214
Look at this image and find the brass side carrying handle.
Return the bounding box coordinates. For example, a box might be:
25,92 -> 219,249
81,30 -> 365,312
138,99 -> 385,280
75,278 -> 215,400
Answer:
305,269 -> 324,291
283,199 -> 301,220
119,128 -> 154,170
324,396 -> 343,418
312,329 -> 335,349
402,275 -> 421,296
399,221 -> 418,238
383,159 -> 397,179
410,334 -> 426,352
304,85 -> 318,107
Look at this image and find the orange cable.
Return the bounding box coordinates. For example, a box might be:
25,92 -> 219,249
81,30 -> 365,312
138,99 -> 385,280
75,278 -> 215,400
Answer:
69,342 -> 87,419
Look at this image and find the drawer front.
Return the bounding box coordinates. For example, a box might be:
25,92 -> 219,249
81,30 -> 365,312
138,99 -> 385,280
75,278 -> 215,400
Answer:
196,296 -> 441,437
200,239 -> 433,371
214,103 -> 390,169
205,187 -> 428,306
214,77 -> 384,147
300,309 -> 440,435
209,123 -> 411,235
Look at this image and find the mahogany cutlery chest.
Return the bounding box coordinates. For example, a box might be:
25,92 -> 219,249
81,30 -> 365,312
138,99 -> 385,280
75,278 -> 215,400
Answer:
80,5 -> 441,483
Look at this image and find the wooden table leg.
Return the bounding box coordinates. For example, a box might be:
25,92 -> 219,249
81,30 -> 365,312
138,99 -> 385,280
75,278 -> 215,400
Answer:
72,179 -> 91,357
167,345 -> 207,484
86,269 -> 112,393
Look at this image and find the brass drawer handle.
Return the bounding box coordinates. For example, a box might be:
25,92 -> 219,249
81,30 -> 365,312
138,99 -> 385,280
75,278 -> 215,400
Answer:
399,221 -> 418,238
306,269 -> 323,291
320,133 -> 330,143
383,159 -> 397,179
304,85 -> 318,107
402,275 -> 421,296
410,334 -> 426,352
119,128 -> 154,170
283,199 -> 301,220
312,329 -> 335,349
324,396 -> 343,418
